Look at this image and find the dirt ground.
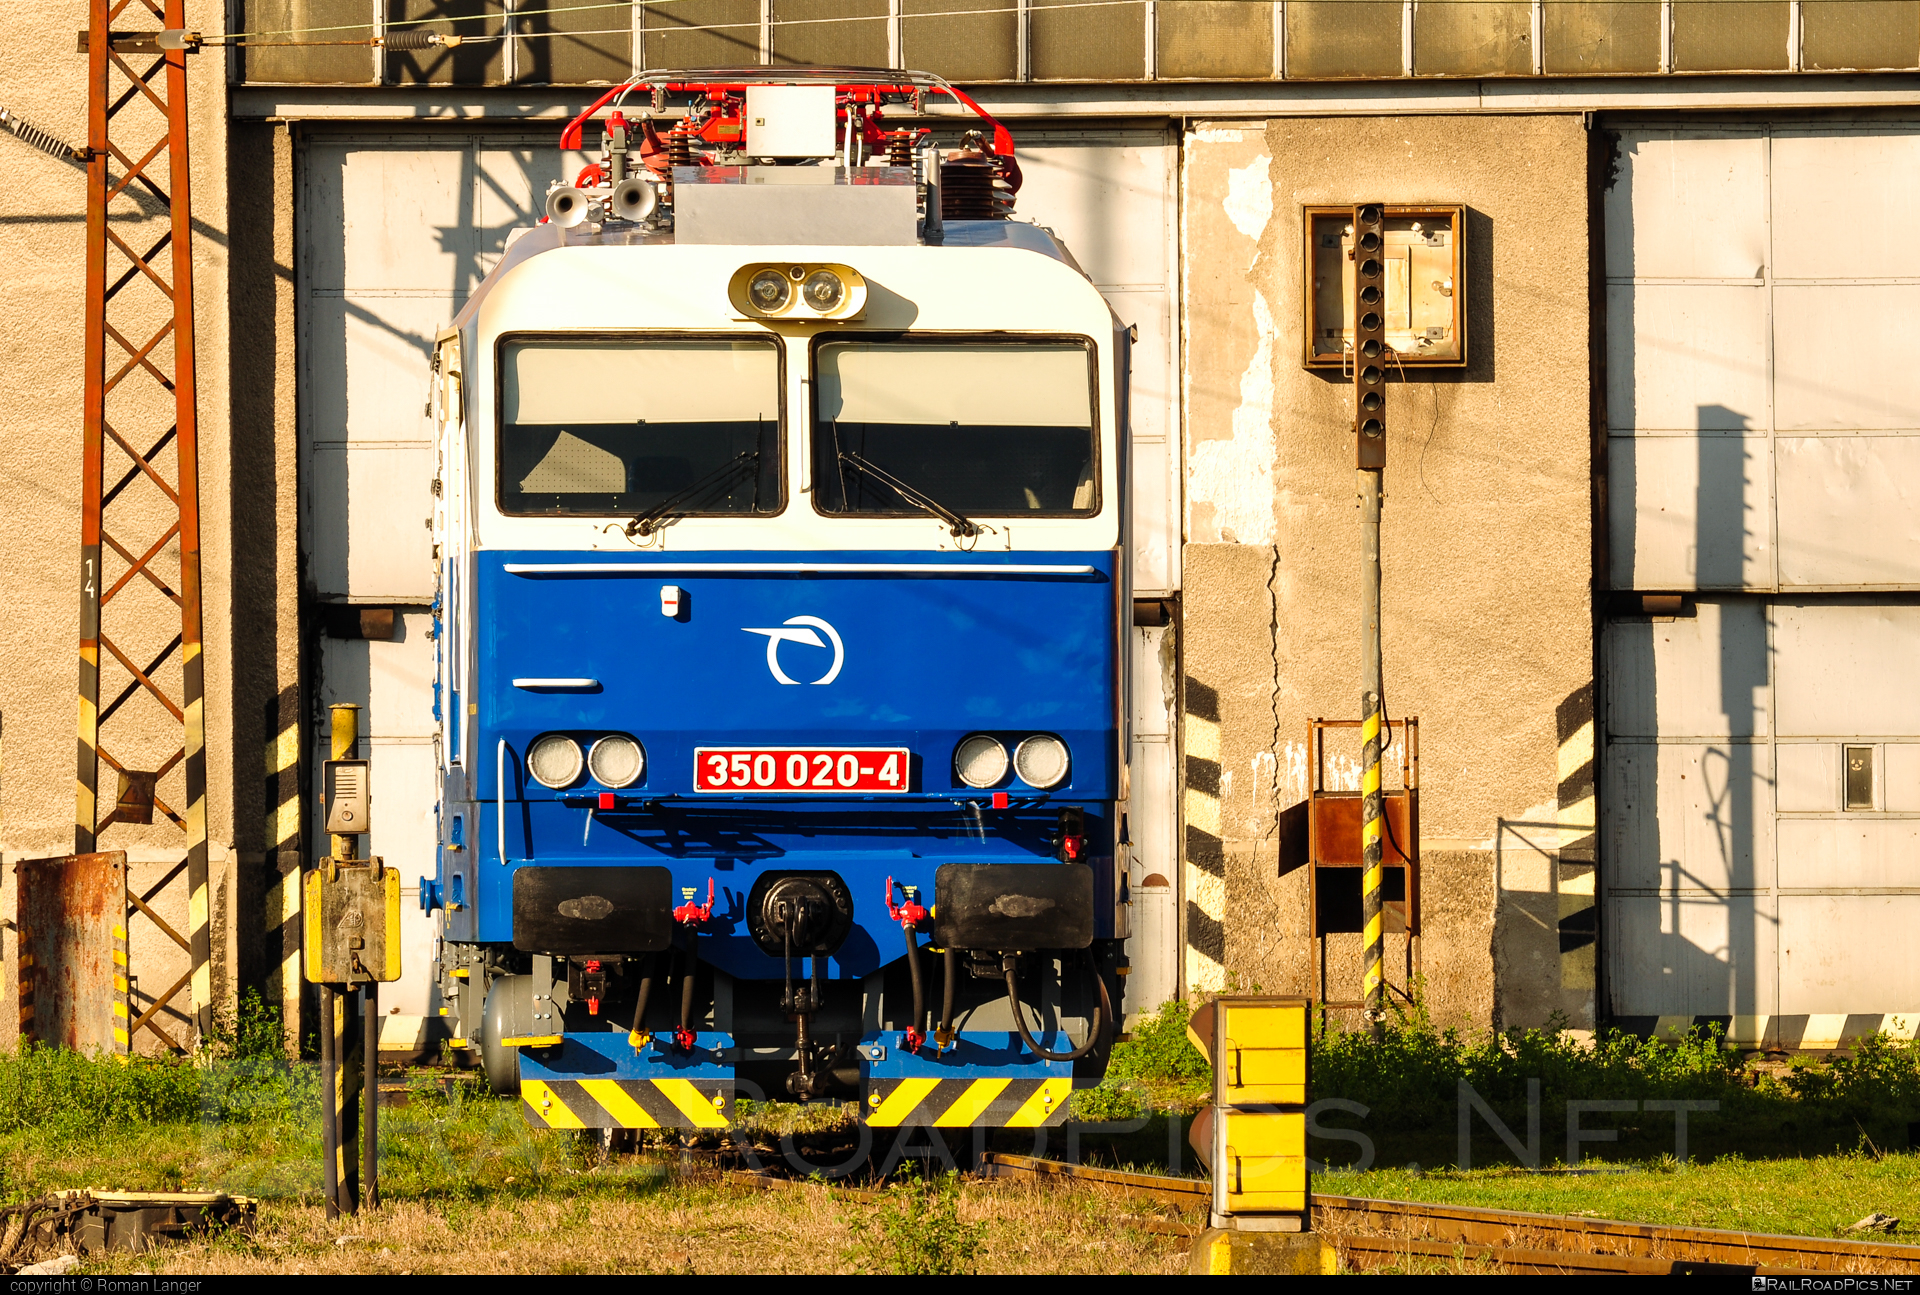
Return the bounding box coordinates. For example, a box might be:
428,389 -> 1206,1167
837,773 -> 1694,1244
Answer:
64,1168 -> 1193,1276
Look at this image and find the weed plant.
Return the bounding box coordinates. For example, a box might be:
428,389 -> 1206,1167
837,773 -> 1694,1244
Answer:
844,1168 -> 987,1275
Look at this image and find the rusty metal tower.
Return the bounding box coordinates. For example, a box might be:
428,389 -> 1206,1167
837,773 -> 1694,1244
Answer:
75,0 -> 211,1049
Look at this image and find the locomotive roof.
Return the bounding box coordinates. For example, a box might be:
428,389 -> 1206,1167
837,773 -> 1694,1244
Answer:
448,218 -> 1086,336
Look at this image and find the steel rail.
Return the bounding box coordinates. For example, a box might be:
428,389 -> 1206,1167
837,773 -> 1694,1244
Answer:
977,1155 -> 1920,1273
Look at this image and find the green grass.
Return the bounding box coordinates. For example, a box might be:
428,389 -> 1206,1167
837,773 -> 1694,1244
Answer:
1322,1151 -> 1920,1239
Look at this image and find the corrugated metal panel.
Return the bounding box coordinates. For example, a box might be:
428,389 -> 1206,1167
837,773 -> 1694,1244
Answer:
1671,1 -> 1791,71
1802,1 -> 1920,70
1157,1 -> 1276,79
1542,2 -> 1662,74
1030,0 -> 1148,79
902,0 -> 1019,82
639,0 -> 762,69
773,0 -> 889,67
1284,0 -> 1405,76
1413,1 -> 1532,76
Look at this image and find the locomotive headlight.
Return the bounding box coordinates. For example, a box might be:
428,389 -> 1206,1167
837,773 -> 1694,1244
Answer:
802,269 -> 845,312
527,734 -> 584,789
587,734 -> 645,788
1013,735 -> 1070,789
729,262 -> 866,321
747,269 -> 791,313
954,734 -> 1009,789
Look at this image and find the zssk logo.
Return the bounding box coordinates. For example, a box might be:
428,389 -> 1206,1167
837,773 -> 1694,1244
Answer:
742,615 -> 845,685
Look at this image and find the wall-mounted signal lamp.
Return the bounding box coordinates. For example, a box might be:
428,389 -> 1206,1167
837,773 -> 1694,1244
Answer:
729,262 -> 867,322
1303,204 -> 1466,370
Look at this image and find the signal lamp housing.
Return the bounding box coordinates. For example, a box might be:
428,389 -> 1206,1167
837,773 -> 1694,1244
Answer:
729,262 -> 867,321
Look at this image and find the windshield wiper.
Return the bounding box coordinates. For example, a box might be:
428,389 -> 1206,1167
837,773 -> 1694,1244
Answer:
837,449 -> 980,537
624,450 -> 760,537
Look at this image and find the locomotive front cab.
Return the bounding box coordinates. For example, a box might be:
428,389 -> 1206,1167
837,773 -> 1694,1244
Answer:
427,76 -> 1132,1136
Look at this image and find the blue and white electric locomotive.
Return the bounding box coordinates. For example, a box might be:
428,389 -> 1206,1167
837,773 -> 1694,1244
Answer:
424,71 -> 1132,1134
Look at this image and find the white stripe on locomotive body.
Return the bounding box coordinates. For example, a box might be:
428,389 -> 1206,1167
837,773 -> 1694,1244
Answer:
454,223 -> 1125,556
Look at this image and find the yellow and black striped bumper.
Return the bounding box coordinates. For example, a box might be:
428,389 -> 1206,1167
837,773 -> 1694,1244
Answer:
521,1077 -> 731,1129
865,1076 -> 1072,1128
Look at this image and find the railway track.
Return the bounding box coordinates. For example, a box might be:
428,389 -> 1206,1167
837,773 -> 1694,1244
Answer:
975,1154 -> 1920,1275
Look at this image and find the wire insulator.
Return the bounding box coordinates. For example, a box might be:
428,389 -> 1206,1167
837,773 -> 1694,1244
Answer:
940,156 -> 1005,221
667,123 -> 694,171
0,107 -> 83,165
380,30 -> 460,50
886,130 -> 916,168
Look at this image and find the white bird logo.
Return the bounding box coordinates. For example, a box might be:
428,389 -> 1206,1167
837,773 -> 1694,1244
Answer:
742,615 -> 845,685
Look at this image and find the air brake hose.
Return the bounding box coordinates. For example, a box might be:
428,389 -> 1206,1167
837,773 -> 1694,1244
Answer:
676,938 -> 699,1050
628,958 -> 655,1043
938,946 -> 957,1046
903,923 -> 927,1046
1003,951 -> 1112,1063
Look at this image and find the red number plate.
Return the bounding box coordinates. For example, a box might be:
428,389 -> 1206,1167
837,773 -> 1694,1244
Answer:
693,747 -> 911,794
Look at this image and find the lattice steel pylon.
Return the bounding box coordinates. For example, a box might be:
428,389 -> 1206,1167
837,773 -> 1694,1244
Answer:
75,0 -> 211,1049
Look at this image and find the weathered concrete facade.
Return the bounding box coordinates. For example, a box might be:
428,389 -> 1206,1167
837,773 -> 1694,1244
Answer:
1180,116 -> 1595,1032
0,1 -> 301,1051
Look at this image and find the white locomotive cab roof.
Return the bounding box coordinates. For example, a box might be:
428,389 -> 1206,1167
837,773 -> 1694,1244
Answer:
459,230 -> 1124,556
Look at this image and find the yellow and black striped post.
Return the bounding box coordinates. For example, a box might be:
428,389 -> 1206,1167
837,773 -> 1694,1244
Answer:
265,687 -> 304,1053
1353,201 -> 1389,1042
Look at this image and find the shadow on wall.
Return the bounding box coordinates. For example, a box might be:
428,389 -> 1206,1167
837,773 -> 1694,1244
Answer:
1602,403 -> 1768,1023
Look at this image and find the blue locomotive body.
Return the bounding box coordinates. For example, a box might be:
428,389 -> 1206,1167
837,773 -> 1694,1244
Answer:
425,74 -> 1131,1130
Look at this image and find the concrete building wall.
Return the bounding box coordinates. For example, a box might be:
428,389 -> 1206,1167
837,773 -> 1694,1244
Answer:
0,1 -> 290,1051
1179,115 -> 1596,1032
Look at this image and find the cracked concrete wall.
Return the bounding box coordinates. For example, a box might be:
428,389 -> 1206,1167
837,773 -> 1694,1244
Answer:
1180,115 -> 1595,1033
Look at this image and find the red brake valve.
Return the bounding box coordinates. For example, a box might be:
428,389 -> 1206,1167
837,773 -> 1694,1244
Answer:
884,876 -> 927,928
674,878 -> 715,926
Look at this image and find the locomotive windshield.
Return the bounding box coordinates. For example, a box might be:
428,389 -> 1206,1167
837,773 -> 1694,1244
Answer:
497,336 -> 782,516
811,339 -> 1097,518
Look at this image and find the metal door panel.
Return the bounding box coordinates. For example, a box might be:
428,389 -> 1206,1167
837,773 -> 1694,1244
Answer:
1774,601 -> 1920,735
1603,131 -> 1769,280
1780,894 -> 1920,1012
1608,433 -> 1774,590
1774,284 -> 1920,431
1775,741 -> 1837,812
1602,601 -> 1771,738
1776,436 -> 1920,586
311,444 -> 436,601
1605,284 -> 1770,434
327,143 -> 475,292
1770,129 -> 1920,280
1605,891 -> 1778,1016
1604,741 -> 1775,892
1888,743 -> 1920,811
307,294 -> 450,445
1778,818 -> 1920,890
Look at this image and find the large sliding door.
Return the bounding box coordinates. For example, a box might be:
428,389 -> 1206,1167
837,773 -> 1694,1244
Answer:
1603,124 -> 1920,1045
